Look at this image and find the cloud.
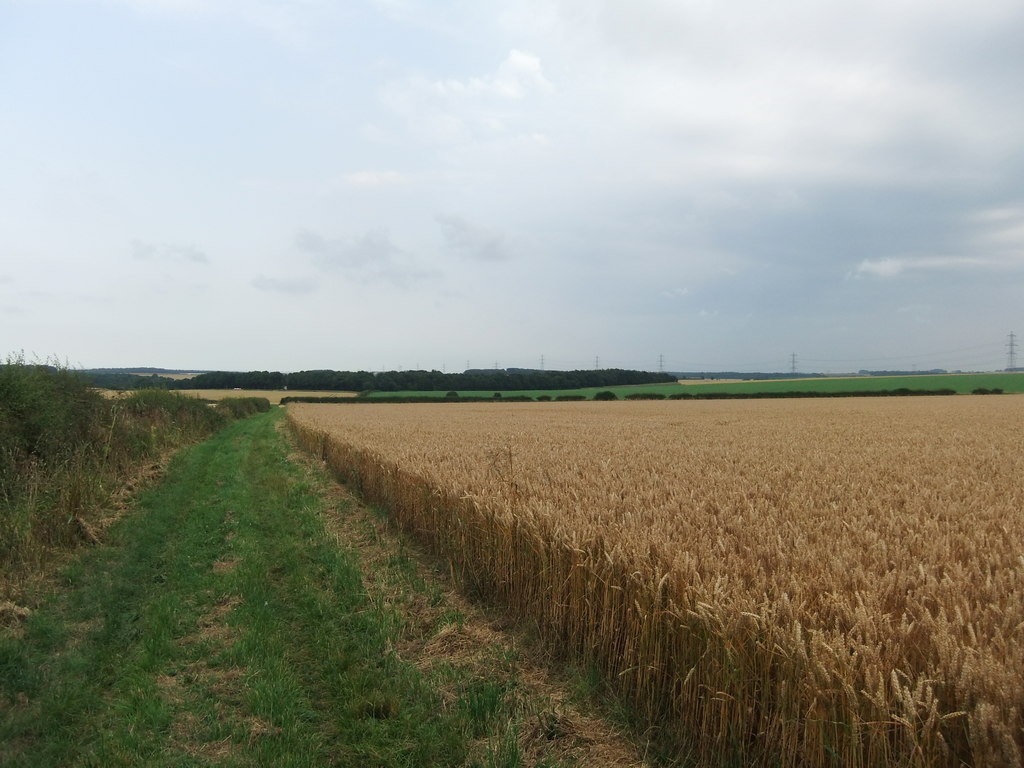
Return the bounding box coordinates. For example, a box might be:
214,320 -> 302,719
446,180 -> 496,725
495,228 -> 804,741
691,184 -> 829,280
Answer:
378,49 -> 553,144
532,0 -> 1024,188
854,202 -> 1024,278
854,256 -> 993,278
970,204 -> 1024,254
0,275 -> 13,285
430,49 -> 553,100
661,287 -> 690,299
342,170 -> 409,187
296,228 -> 439,286
251,275 -> 317,294
436,215 -> 509,262
131,240 -> 210,264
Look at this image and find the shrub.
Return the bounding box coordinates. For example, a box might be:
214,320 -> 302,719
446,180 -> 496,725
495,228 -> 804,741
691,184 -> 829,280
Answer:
216,397 -> 272,419
0,360 -> 260,577
624,392 -> 666,400
446,390 -> 459,399
593,391 -> 618,401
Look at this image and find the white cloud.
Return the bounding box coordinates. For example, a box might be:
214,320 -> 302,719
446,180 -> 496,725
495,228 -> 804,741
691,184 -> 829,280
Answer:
342,171 -> 410,188
378,49 -> 553,145
661,287 -> 690,299
521,0 -> 1024,187
854,258 -> 906,278
429,49 -> 552,99
971,204 -> 1024,251
854,256 -> 993,278
131,240 -> 209,264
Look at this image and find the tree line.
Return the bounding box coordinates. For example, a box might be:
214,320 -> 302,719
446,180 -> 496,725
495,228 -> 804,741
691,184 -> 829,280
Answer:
166,368 -> 676,392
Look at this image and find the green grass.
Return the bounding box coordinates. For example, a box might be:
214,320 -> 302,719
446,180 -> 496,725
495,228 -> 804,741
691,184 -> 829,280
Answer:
363,371 -> 1024,399
664,371 -> 1024,395
0,411 -> 549,767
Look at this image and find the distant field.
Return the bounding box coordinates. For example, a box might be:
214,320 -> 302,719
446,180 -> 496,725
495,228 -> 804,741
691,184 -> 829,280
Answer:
365,372 -> 1024,399
128,371 -> 198,380
668,372 -> 1024,394
171,389 -> 358,404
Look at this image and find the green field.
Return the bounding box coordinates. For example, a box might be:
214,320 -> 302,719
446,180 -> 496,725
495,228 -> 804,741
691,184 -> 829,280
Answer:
362,372 -> 1024,400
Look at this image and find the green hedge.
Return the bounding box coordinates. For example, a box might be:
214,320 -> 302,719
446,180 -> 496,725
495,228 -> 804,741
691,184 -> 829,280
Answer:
0,360 -> 260,572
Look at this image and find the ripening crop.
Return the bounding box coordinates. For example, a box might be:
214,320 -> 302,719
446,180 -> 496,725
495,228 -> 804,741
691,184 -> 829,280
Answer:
287,397 -> 1024,767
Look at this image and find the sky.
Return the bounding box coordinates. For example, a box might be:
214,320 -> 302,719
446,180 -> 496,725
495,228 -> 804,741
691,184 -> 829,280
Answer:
3,0 -> 1023,374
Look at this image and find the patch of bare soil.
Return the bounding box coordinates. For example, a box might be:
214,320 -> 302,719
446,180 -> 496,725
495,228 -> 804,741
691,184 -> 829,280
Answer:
211,557 -> 240,574
285,425 -> 650,768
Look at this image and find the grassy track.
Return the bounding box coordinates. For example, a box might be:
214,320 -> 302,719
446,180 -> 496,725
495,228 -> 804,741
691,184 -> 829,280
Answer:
1,411 -> 628,767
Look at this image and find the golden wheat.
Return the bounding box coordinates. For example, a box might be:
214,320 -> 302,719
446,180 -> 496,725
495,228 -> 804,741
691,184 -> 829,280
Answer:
288,397 -> 1024,766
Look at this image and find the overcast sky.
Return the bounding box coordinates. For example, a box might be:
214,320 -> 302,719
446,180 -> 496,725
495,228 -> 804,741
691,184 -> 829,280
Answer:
3,0 -> 1023,373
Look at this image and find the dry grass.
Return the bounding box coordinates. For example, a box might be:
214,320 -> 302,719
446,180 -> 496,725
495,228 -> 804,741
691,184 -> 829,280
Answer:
288,397 -> 1024,767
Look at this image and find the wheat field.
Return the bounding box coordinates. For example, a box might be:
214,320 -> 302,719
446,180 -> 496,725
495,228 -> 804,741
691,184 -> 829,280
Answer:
171,389 -> 356,404
287,398 -> 1023,766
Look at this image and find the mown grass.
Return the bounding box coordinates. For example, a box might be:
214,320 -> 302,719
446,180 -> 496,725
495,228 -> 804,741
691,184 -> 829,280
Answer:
0,411 -> 588,767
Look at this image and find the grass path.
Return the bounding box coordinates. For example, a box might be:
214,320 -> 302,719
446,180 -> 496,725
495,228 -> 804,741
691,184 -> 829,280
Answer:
0,410 -> 642,767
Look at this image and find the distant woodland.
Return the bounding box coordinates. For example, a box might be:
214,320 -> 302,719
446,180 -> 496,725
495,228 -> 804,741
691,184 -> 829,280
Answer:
84,368 -> 677,392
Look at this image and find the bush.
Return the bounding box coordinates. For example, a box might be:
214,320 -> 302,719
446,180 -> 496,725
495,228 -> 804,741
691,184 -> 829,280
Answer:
0,360 -> 262,576
216,397 -> 272,419
0,357 -> 104,468
554,395 -> 586,401
624,392 -> 666,400
593,391 -> 618,401
536,395 -> 552,402
445,390 -> 459,399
